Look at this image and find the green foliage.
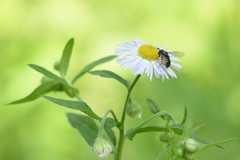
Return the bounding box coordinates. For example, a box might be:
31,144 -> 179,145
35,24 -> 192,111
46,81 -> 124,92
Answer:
41,95 -> 117,129
41,95 -> 99,119
181,107 -> 188,125
67,113 -> 117,148
28,64 -> 69,86
89,70 -> 129,88
72,55 -> 116,83
8,81 -> 60,104
67,113 -> 99,147
8,38 -> 234,160
147,98 -> 161,114
181,113 -> 192,141
199,138 -> 237,151
147,98 -> 168,121
59,38 -> 74,78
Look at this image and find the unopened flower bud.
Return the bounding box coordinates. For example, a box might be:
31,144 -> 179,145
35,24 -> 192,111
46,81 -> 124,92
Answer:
92,137 -> 112,158
54,60 -> 60,71
159,132 -> 172,143
184,138 -> 198,153
184,152 -> 196,160
127,101 -> 142,119
41,76 -> 52,84
176,148 -> 184,157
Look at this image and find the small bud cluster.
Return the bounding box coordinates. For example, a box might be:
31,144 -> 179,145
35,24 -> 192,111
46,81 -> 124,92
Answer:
92,137 -> 112,158
176,138 -> 199,160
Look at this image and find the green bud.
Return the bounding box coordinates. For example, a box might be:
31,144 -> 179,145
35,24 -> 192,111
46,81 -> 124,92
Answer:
127,100 -> 142,119
184,152 -> 196,160
92,137 -> 112,158
159,132 -> 172,143
184,138 -> 198,153
41,76 -> 52,84
176,148 -> 184,157
64,87 -> 76,97
54,60 -> 60,71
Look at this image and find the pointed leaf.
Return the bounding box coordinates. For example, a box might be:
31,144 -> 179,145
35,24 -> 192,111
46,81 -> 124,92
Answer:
105,118 -> 118,129
199,138 -> 236,151
89,70 -> 129,88
66,113 -> 98,147
147,99 -> 161,113
59,38 -> 74,77
181,114 -> 192,141
191,123 -> 205,133
28,64 -> 79,96
8,81 -> 60,104
191,132 -> 226,150
147,99 -> 168,121
28,64 -> 69,85
72,55 -> 116,83
41,95 -> 100,119
181,106 -> 188,124
41,95 -> 117,128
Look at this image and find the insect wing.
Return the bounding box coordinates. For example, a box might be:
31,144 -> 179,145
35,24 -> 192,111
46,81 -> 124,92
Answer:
168,51 -> 184,57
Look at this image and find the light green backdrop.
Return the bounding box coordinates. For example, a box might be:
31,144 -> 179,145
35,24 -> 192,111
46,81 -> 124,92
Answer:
0,0 -> 239,159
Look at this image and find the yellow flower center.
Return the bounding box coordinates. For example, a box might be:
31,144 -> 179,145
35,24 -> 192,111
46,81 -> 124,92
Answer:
138,45 -> 159,60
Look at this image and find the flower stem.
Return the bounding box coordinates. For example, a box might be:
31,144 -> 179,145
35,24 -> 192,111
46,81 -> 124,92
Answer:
114,75 -> 141,160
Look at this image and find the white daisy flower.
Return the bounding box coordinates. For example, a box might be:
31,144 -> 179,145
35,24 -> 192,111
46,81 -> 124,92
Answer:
115,37 -> 183,81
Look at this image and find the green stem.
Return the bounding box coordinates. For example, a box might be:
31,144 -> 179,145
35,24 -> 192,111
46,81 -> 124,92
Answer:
98,109 -> 112,138
114,75 -> 141,160
75,94 -> 84,101
125,111 -> 176,137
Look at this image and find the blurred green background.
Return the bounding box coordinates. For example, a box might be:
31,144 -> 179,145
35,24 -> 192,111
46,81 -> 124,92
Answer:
0,0 -> 239,159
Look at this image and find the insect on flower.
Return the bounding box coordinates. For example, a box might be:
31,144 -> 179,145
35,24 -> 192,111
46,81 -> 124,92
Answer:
157,49 -> 184,68
115,37 -> 183,81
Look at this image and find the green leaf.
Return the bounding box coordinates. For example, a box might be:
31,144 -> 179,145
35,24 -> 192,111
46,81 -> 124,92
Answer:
41,95 -> 100,119
105,118 -> 118,129
126,124 -> 184,141
28,64 -> 69,85
66,113 -> 98,147
199,138 -> 237,151
190,123 -> 228,150
147,99 -> 161,114
41,95 -> 117,129
146,99 -> 169,121
89,70 -> 129,88
28,64 -> 79,96
59,38 -> 74,78
189,123 -> 225,149
191,132 -> 227,150
181,106 -> 188,124
181,114 -> 192,141
72,55 -> 116,83
8,81 -> 60,104
191,123 -> 205,133
156,146 -> 172,160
